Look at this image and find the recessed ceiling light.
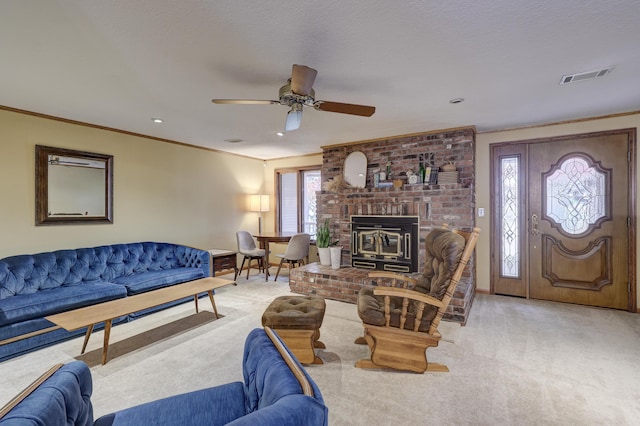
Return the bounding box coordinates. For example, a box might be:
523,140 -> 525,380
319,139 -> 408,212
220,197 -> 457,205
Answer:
224,138 -> 244,143
449,98 -> 464,104
276,132 -> 284,137
151,118 -> 163,123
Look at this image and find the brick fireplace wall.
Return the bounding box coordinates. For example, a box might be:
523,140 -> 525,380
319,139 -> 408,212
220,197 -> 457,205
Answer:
300,127 -> 477,324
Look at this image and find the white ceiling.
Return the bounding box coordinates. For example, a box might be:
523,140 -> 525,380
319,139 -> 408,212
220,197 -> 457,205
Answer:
1,1 -> 639,159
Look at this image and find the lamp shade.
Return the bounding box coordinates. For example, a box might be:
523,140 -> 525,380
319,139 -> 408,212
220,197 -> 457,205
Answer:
249,194 -> 270,212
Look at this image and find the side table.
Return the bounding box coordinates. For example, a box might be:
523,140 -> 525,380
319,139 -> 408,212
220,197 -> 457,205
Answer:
208,249 -> 239,282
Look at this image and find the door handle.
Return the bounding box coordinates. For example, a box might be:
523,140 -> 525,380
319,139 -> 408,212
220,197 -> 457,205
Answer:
531,214 -> 539,235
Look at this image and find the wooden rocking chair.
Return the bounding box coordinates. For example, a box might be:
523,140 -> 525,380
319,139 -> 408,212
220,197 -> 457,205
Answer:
355,225 -> 480,373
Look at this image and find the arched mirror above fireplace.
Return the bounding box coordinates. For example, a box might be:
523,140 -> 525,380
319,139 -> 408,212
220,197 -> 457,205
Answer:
343,151 -> 367,188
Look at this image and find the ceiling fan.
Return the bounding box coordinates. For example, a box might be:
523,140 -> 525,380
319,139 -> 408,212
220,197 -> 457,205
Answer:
212,64 -> 376,132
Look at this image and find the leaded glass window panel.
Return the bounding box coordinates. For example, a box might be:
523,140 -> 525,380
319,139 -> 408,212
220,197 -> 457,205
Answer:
545,156 -> 605,235
501,156 -> 519,278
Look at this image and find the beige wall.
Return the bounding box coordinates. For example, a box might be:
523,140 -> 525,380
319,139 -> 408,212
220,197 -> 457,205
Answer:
476,113 -> 640,308
0,108 -> 264,259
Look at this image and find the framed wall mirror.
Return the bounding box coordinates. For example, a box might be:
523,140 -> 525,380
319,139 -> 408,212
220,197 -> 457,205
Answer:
35,145 -> 113,225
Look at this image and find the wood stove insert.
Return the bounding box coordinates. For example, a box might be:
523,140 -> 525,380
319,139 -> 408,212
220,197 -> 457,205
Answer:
350,215 -> 419,273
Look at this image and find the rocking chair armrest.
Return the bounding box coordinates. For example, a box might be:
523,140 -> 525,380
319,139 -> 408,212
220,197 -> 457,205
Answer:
372,287 -> 445,309
368,271 -> 419,286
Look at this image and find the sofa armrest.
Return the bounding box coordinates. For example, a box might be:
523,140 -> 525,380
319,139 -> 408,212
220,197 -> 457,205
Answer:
0,364 -> 63,418
0,361 -> 94,425
177,246 -> 211,278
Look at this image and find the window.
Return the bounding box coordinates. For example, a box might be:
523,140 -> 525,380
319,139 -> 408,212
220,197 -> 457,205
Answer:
276,167 -> 321,235
500,156 -> 520,278
544,155 -> 606,235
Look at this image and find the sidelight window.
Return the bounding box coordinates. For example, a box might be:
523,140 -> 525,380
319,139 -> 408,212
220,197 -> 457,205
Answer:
500,156 -> 520,278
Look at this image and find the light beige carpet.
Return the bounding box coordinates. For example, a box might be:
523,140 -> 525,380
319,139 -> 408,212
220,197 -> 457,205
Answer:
1,271 -> 639,425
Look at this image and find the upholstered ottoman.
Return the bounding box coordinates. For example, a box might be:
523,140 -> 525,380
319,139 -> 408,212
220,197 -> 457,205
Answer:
261,295 -> 326,364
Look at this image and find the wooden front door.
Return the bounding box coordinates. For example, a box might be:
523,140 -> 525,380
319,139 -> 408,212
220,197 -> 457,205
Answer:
491,129 -> 636,311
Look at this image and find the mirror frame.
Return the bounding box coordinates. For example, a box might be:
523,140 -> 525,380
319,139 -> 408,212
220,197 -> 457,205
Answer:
35,145 -> 113,225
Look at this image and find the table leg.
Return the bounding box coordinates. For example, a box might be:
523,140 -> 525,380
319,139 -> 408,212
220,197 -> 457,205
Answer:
264,241 -> 270,281
207,290 -> 219,319
102,319 -> 112,365
81,324 -> 94,354
194,294 -> 199,313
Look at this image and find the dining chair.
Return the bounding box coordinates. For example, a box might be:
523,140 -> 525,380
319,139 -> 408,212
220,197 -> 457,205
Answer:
236,230 -> 267,279
273,233 -> 310,281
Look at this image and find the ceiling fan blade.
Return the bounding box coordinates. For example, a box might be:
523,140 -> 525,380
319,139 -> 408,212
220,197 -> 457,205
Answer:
314,101 -> 376,117
290,64 -> 317,96
211,99 -> 279,105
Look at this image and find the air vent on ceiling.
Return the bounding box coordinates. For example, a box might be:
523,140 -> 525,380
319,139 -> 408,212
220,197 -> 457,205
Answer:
560,66 -> 615,85
224,138 -> 244,143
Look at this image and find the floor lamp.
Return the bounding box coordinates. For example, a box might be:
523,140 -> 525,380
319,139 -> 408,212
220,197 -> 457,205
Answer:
249,194 -> 270,234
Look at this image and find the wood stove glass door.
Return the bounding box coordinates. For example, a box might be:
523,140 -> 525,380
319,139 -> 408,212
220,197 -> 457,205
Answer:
359,230 -> 380,255
379,231 -> 402,256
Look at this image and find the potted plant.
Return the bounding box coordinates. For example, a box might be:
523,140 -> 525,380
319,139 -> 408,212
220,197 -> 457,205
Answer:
316,219 -> 337,266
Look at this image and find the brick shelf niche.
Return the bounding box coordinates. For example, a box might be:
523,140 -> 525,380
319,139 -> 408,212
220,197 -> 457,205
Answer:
292,127 -> 477,325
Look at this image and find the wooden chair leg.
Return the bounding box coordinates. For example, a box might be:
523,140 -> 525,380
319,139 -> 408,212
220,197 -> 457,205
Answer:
274,258 -> 285,281
246,257 -> 252,279
239,256 -> 248,279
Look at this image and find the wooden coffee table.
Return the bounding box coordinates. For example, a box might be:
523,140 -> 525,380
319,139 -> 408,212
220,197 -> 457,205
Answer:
46,277 -> 233,364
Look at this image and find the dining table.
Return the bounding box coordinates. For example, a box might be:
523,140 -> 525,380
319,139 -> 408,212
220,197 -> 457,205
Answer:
254,232 -> 296,281
254,232 -> 317,281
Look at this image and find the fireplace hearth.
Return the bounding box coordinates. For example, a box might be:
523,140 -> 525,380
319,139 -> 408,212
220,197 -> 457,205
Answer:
350,215 -> 419,273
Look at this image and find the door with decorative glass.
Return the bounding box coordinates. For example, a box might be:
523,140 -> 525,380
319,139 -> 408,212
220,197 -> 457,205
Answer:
491,129 -> 635,311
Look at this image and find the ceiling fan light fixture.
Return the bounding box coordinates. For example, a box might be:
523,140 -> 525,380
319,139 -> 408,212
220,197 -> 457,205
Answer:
285,103 -> 303,132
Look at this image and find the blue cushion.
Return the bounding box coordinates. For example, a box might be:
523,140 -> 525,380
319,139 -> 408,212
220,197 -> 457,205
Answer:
0,281 -> 127,326
101,243 -> 208,280
93,382 -> 246,426
112,268 -> 205,295
227,395 -> 329,426
0,361 -> 94,426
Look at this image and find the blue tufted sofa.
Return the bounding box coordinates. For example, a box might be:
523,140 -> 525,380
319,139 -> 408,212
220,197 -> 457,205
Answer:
0,242 -> 210,361
0,328 -> 329,426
